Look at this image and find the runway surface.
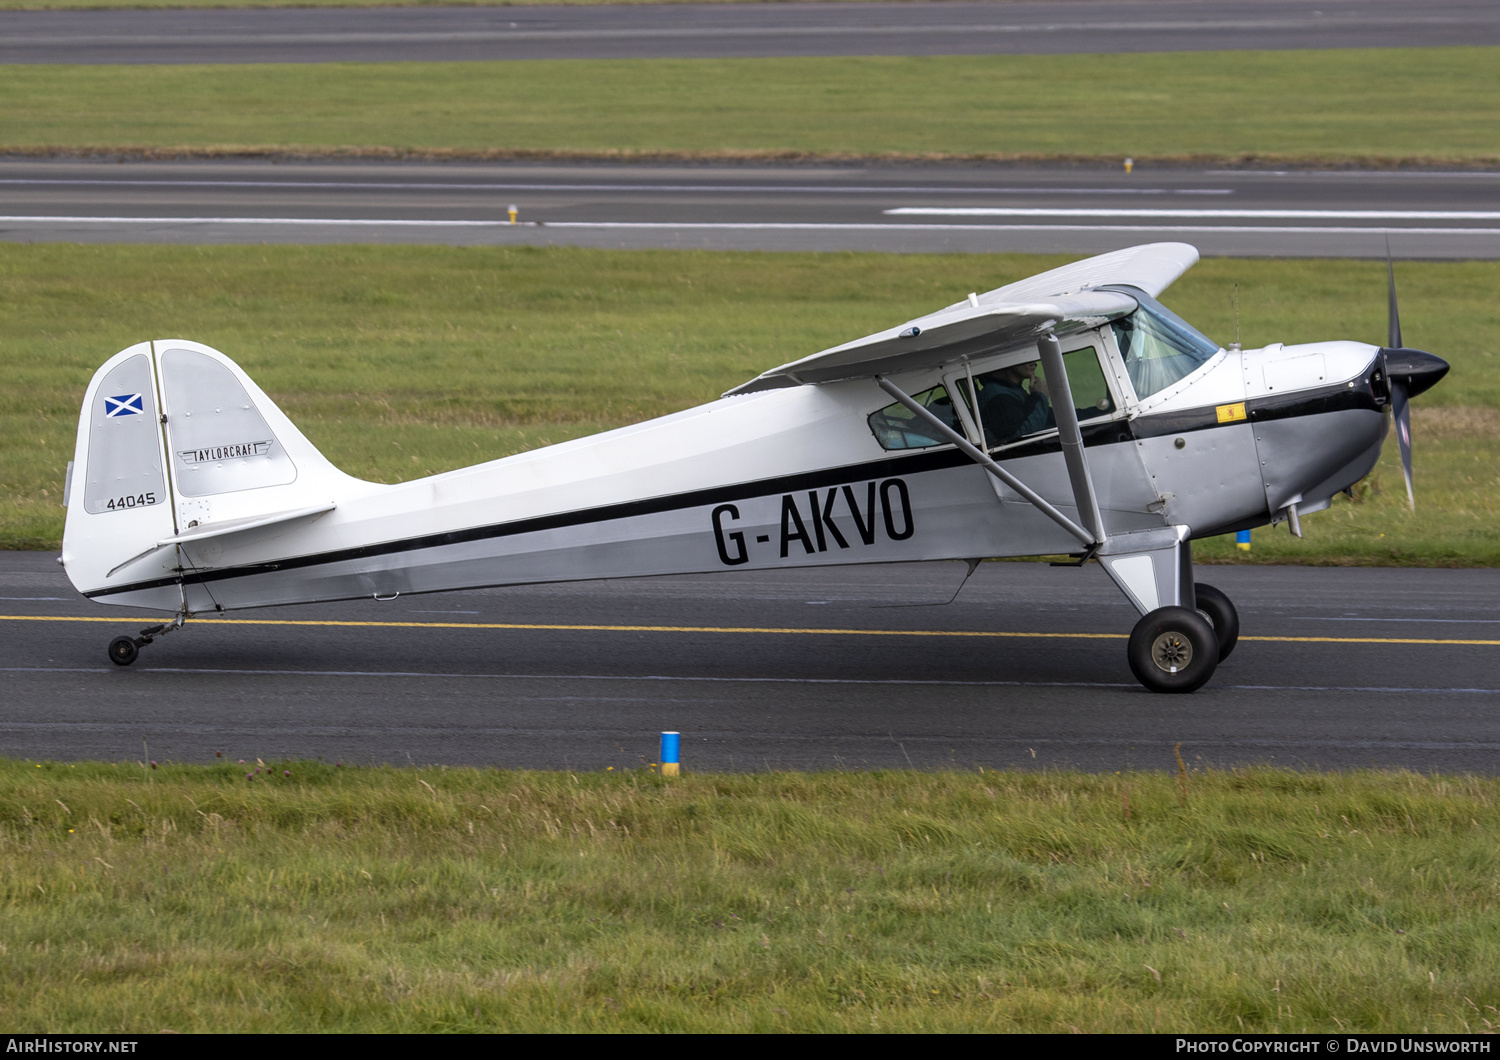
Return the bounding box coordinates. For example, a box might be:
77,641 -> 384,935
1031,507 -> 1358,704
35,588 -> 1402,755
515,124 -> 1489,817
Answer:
3,0 -> 1497,64
4,552 -> 1499,774
4,158 -> 1498,259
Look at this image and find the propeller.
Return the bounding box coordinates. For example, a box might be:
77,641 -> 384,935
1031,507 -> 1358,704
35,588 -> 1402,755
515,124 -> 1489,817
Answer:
1386,252 -> 1414,509
1379,248 -> 1449,510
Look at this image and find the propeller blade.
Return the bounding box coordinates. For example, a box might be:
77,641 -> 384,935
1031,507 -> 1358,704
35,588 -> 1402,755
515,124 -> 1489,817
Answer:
1390,375 -> 1415,510
1380,349 -> 1447,512
1385,242 -> 1415,508
1386,241 -> 1403,350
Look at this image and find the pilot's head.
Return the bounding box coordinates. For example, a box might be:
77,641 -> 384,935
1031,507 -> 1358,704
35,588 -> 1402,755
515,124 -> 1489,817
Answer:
998,361 -> 1039,387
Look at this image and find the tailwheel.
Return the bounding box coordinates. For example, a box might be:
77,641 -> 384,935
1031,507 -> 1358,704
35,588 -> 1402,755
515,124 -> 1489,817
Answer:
1193,583 -> 1240,662
107,636 -> 140,667
106,615 -> 185,667
1127,606 -> 1218,693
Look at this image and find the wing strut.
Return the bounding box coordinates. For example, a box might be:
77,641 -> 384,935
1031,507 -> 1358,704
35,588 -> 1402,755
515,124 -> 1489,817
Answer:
1035,332 -> 1107,544
875,375 -> 1096,549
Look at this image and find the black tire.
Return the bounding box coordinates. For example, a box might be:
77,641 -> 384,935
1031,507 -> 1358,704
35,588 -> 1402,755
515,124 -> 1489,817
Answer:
1194,583 -> 1240,662
1127,606 -> 1218,693
108,636 -> 139,667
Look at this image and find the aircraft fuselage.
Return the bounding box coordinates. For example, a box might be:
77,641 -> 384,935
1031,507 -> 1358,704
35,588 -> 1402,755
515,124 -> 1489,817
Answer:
64,334 -> 1390,615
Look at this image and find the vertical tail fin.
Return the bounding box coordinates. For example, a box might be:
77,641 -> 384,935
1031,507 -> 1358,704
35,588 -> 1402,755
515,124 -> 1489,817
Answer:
63,340 -> 353,607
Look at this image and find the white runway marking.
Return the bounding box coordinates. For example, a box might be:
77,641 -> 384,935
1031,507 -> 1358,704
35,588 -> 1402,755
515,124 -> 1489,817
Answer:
1205,170 -> 1500,180
546,222 -> 1500,236
885,207 -> 1500,220
2,665 -> 1496,695
0,215 -> 533,227
0,178 -> 1231,197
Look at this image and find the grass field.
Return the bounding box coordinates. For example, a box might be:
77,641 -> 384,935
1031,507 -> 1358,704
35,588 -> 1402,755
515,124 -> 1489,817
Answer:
5,48 -> 1499,165
1,244 -> 1495,561
4,759 -> 1499,1032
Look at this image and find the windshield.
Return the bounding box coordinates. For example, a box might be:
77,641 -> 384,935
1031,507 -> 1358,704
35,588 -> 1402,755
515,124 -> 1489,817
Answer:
1104,285 -> 1222,400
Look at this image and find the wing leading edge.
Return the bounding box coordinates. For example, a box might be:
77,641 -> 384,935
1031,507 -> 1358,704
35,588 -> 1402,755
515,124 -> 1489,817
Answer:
725,242 -> 1199,396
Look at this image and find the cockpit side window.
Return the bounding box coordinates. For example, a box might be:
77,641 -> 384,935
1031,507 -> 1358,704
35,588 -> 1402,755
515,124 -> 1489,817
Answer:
959,346 -> 1116,450
1104,286 -> 1222,400
867,384 -> 961,450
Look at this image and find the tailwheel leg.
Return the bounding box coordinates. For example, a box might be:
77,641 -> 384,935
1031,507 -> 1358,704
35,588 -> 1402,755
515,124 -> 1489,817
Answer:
106,613 -> 187,667
1127,606 -> 1219,694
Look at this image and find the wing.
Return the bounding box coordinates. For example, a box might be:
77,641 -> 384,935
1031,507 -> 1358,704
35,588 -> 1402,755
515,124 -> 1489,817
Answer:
972,241 -> 1199,304
725,242 -> 1199,396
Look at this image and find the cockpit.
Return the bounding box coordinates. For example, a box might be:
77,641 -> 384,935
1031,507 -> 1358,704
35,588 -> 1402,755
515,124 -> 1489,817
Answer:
865,286 -> 1224,453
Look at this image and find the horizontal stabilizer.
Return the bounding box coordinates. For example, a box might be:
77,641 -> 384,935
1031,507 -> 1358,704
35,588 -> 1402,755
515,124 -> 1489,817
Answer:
158,501 -> 336,548
107,502 -> 337,578
726,241 -> 1198,396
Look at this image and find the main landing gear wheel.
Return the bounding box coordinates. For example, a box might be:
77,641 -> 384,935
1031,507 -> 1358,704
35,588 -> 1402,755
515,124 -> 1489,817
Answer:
1127,606 -> 1219,694
108,636 -> 139,667
1193,583 -> 1240,662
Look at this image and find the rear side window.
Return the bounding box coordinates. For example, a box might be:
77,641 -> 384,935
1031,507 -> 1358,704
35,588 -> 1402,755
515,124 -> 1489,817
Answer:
868,385 -> 961,450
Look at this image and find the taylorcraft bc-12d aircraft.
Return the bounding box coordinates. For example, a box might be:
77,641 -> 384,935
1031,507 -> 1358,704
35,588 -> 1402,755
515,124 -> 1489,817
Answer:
61,242 -> 1448,693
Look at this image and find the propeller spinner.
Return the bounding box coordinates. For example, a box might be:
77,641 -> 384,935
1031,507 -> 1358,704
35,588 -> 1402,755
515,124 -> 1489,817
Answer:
1379,254 -> 1449,509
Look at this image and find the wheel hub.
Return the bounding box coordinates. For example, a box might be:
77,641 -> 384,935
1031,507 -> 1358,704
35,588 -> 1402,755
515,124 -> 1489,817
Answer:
1150,631 -> 1194,674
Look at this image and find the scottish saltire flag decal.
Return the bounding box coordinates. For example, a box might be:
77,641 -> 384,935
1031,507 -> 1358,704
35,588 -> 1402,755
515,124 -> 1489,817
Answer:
104,394 -> 144,418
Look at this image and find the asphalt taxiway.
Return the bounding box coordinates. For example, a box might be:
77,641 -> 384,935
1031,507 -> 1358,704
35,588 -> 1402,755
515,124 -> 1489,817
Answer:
5,158 -> 1499,258
4,552 -> 1498,774
2,0 -> 1497,64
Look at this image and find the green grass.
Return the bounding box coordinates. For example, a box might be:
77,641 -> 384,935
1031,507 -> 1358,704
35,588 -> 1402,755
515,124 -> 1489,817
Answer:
2,244 -> 1496,560
4,759 -> 1500,1032
5,49 -> 1500,165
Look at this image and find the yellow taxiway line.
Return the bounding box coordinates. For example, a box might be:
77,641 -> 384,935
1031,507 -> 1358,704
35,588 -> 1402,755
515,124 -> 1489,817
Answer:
2,614 -> 1499,647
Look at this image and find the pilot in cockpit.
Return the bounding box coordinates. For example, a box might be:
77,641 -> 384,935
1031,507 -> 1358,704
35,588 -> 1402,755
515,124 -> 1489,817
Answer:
979,360 -> 1056,445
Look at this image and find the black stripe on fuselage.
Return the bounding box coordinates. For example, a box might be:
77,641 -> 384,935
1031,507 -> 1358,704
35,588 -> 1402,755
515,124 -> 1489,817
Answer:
86,443 -> 975,599
87,380 -> 1379,600
1129,378 -> 1382,439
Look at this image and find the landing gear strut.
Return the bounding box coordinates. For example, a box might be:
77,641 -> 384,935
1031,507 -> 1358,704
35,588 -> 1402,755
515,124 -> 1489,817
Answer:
106,613 -> 186,667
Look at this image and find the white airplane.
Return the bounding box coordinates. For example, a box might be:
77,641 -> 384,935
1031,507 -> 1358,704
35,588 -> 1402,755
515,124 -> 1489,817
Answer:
60,242 -> 1447,692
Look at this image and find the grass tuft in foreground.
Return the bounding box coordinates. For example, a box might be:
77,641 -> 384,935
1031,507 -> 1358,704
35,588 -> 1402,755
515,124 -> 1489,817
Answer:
3,759 -> 1499,1032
